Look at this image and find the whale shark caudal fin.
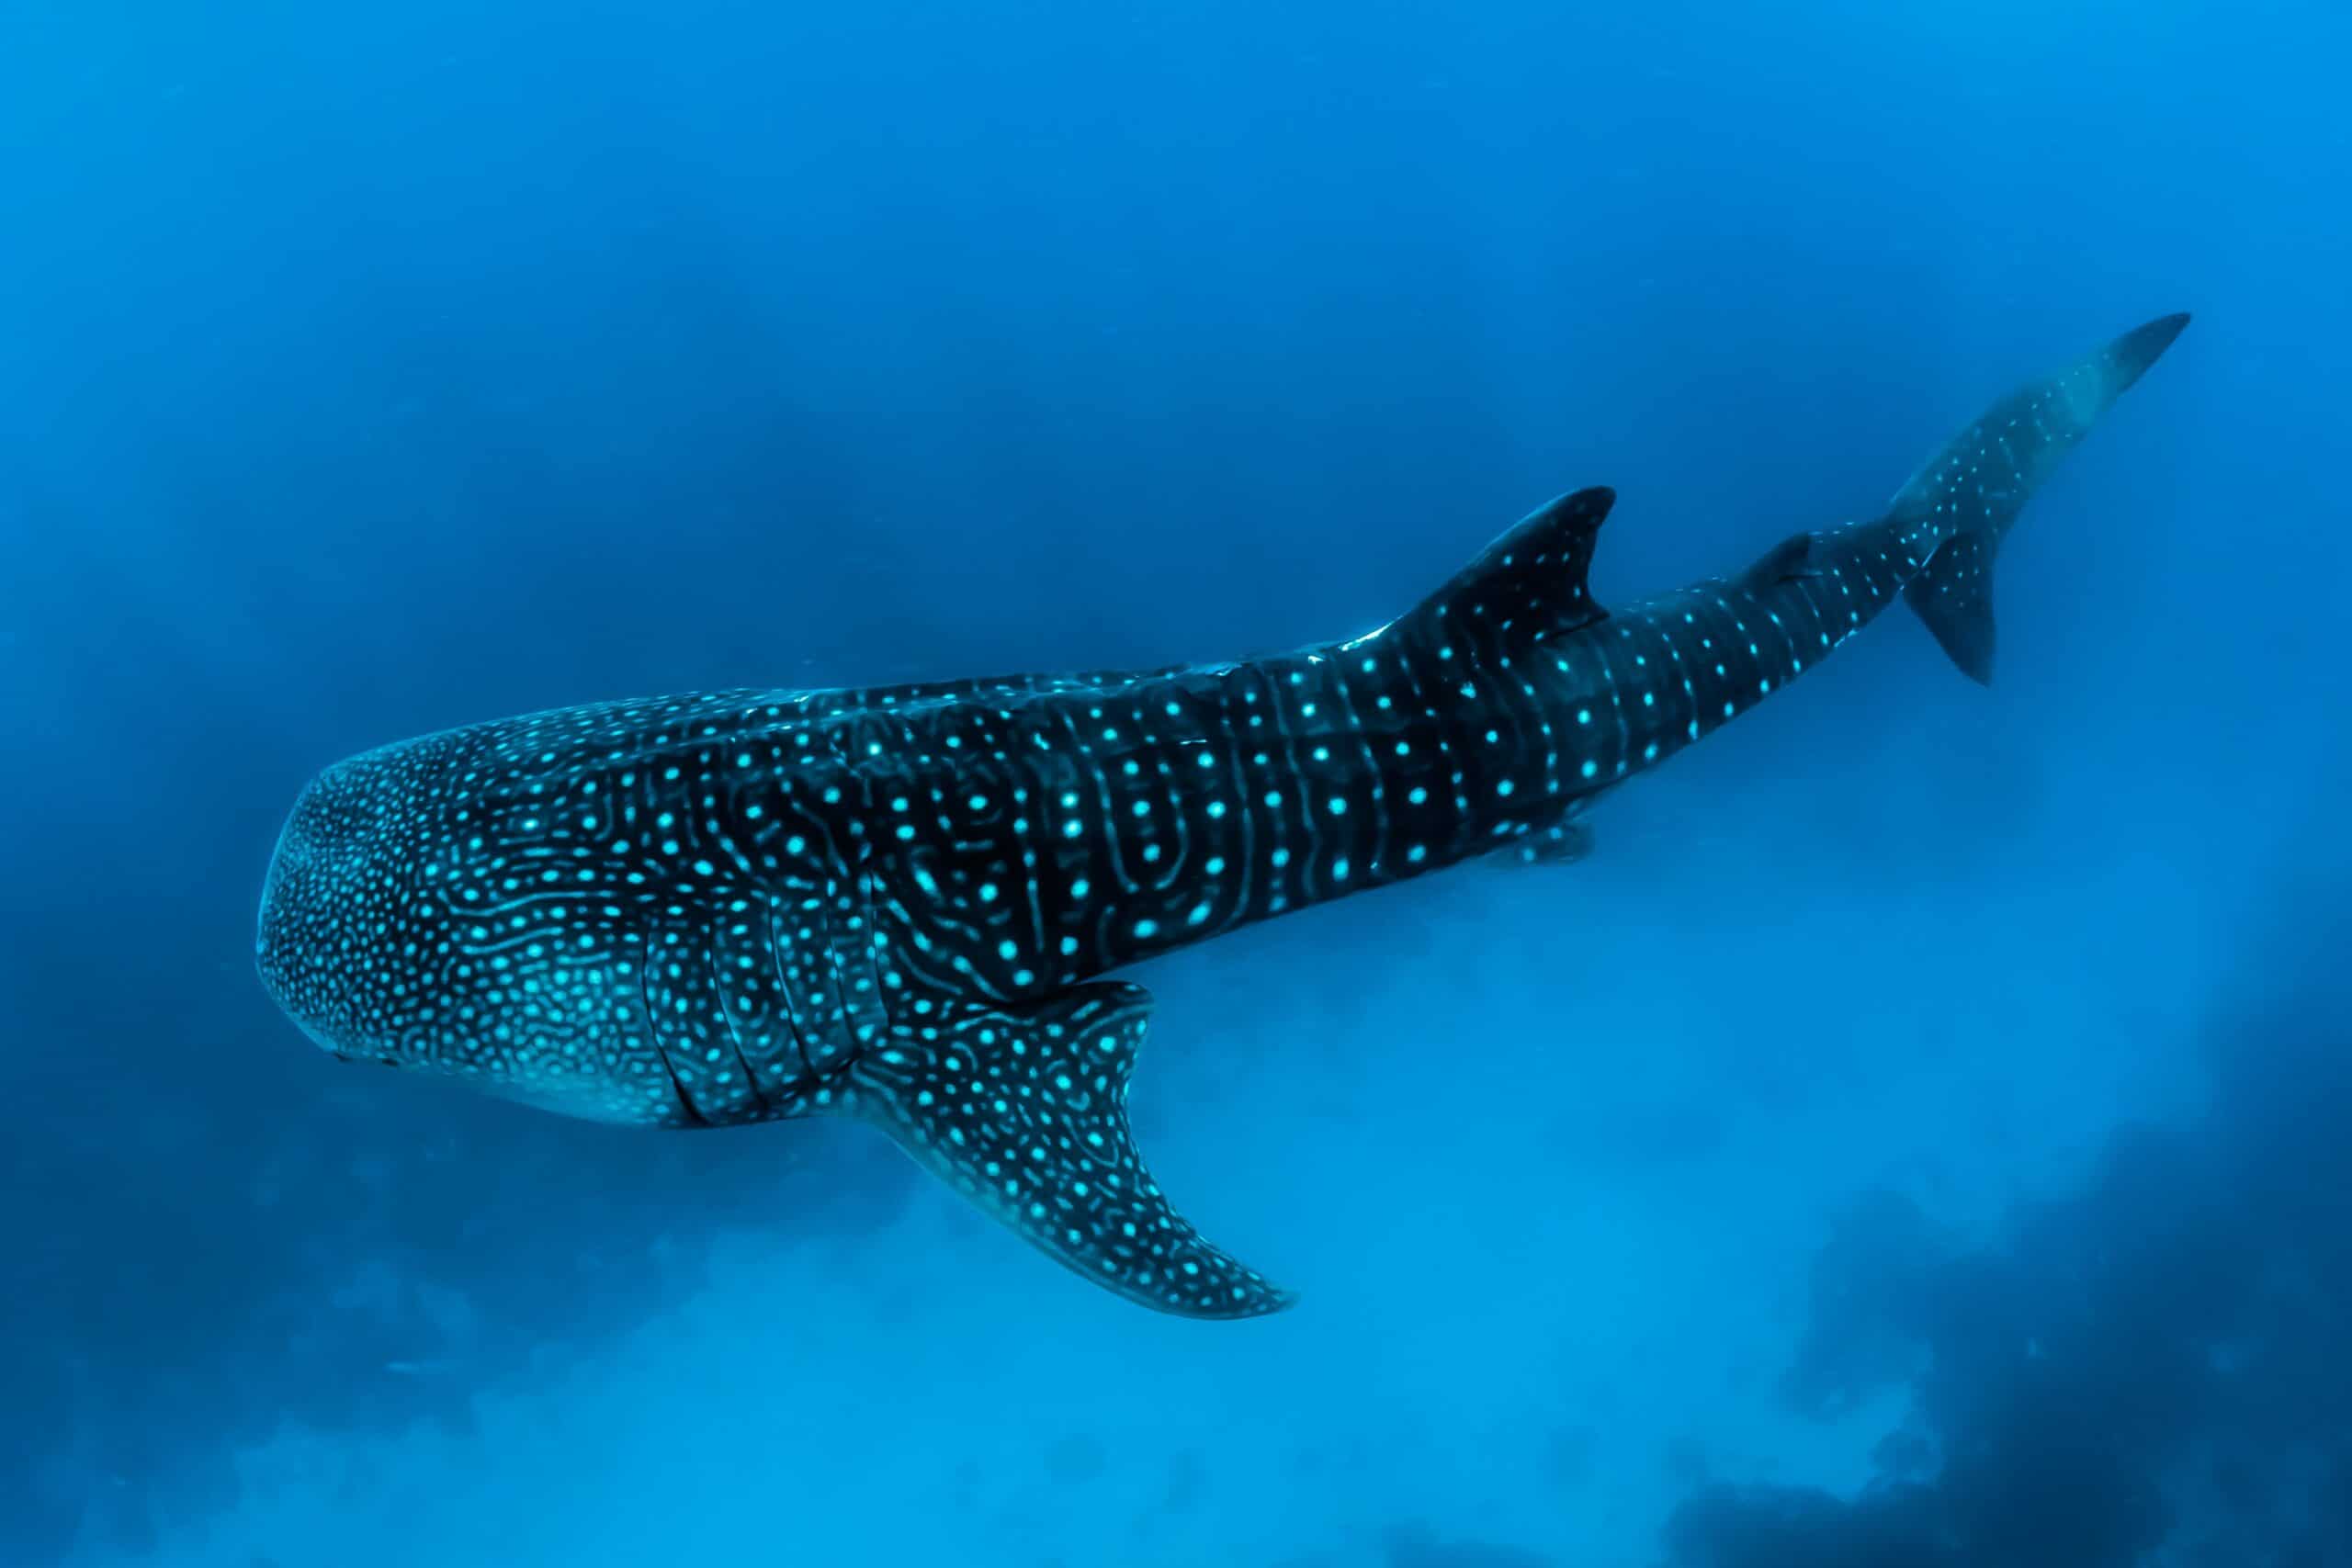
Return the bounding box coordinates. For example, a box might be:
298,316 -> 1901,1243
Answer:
1891,310 -> 2190,684
849,983 -> 1294,1319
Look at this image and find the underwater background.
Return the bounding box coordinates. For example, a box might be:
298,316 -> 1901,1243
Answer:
4,1 -> 2349,1563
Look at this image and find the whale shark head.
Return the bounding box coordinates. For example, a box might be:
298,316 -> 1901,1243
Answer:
256,747 -> 432,1067
256,723 -> 690,1123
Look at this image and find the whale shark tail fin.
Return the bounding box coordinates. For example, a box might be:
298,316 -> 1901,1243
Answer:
850,983 -> 1295,1320
1890,310 -> 2189,684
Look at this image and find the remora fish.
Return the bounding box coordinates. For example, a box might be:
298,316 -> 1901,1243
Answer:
257,312 -> 2188,1317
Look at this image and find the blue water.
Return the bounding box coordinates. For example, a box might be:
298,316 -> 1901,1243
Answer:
5,2 -> 2348,1563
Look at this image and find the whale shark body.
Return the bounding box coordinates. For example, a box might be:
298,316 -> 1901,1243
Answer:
257,311 -> 2188,1317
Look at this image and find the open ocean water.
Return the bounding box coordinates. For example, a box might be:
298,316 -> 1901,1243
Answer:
4,2 -> 2348,1564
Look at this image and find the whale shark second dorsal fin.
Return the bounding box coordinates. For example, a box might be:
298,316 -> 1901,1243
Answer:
1400,486 -> 1616,656
849,983 -> 1294,1320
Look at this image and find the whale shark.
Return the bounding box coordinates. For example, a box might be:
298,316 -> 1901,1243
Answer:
257,311 -> 2188,1318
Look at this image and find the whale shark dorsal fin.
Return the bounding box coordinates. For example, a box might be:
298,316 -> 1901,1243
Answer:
850,983 -> 1294,1320
1403,486 -> 1615,654
1738,531 -> 1821,592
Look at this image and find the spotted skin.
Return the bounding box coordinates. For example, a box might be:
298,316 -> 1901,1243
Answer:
257,312 -> 2188,1318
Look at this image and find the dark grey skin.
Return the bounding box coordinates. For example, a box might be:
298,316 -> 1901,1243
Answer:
258,312 -> 2188,1318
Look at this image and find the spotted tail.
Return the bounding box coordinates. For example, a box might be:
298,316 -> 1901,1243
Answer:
1891,311 -> 2189,683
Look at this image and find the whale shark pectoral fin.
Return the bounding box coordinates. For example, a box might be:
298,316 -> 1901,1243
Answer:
850,982 -> 1295,1321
